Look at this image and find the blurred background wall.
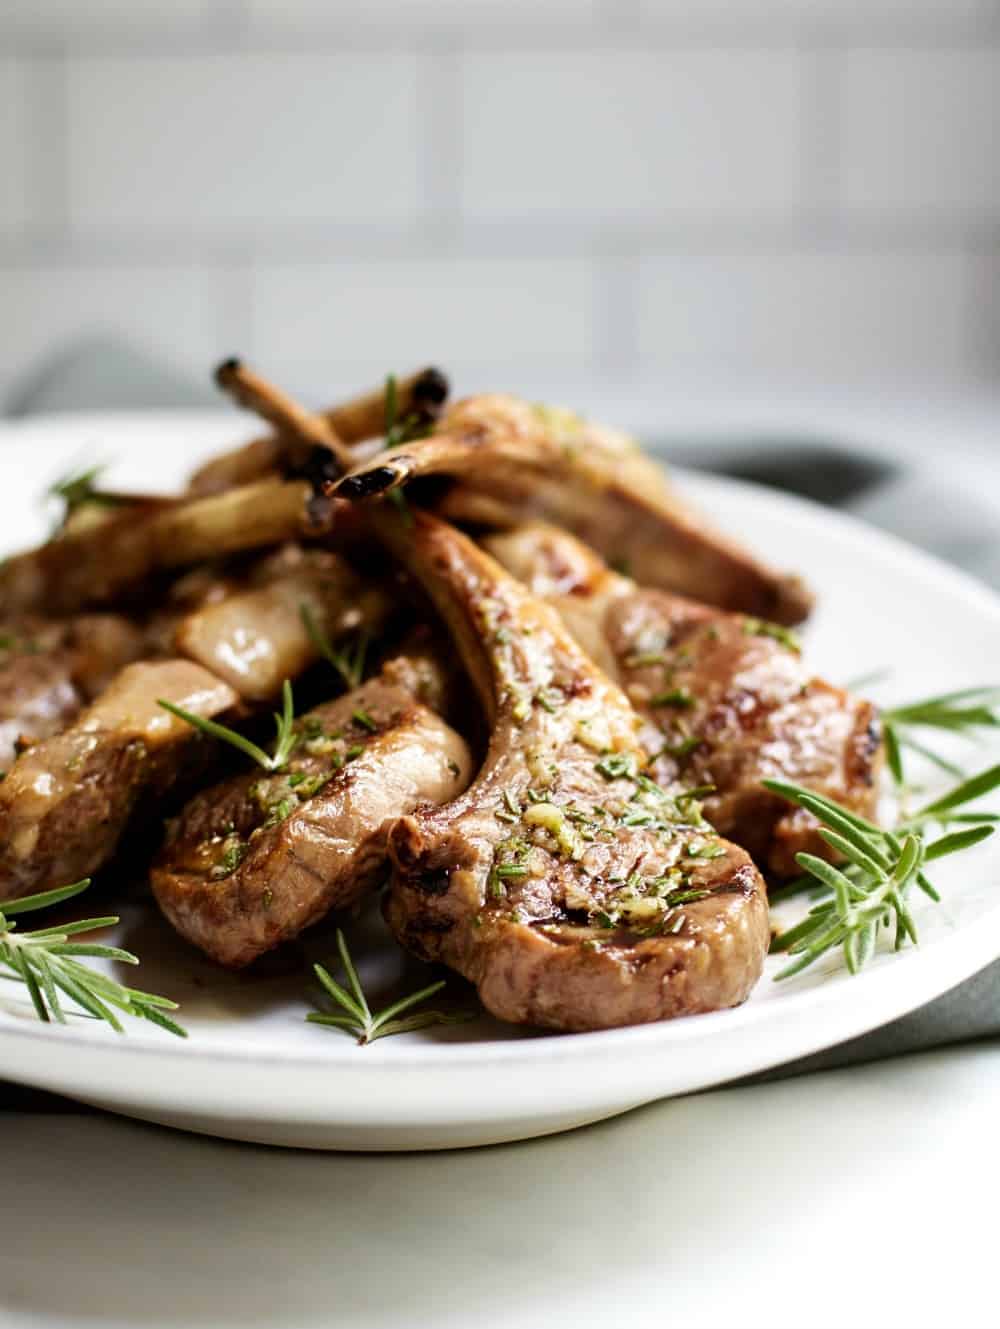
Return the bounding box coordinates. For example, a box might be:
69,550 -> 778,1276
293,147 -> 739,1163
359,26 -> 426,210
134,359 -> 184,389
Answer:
1,0 -> 998,407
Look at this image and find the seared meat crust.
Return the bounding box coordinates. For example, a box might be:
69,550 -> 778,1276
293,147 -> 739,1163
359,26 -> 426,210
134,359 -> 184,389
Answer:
0,660 -> 237,900
336,394 -> 811,625
486,523 -> 881,879
372,510 -> 770,1032
0,613 -> 146,767
151,667 -> 472,968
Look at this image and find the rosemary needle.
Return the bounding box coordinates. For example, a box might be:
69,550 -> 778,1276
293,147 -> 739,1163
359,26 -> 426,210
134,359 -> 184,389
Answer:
765,767 -> 1000,980
307,929 -> 472,1045
881,685 -> 1000,787
158,678 -> 299,772
0,879 -> 186,1036
383,373 -> 433,451
46,462 -> 125,527
299,603 -> 368,691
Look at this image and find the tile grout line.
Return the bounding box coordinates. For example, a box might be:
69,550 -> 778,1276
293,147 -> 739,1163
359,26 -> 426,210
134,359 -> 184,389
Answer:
2,24 -> 1000,58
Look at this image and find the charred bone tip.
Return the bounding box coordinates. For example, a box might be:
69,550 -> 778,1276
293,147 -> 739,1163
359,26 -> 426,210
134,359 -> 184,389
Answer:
337,465 -> 400,499
297,442 -> 344,491
214,357 -> 242,385
413,367 -> 450,410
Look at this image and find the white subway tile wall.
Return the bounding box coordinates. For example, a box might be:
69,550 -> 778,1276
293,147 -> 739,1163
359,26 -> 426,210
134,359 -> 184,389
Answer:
638,1 -> 989,23
2,1 -> 212,38
459,50 -> 806,221
841,48 -> 1000,220
0,0 -> 997,400
0,265 -> 227,387
636,250 -> 971,379
67,54 -> 427,228
251,257 -> 598,381
0,61 -> 31,231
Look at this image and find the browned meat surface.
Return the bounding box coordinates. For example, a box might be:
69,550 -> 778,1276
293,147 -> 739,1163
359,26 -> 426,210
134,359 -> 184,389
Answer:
57,613 -> 148,698
370,509 -> 769,1032
174,550 -> 389,701
0,649 -> 79,772
486,523 -> 881,879
335,393 -> 811,625
0,660 -> 237,900
0,480 -> 315,616
151,665 -> 472,968
0,614 -> 146,767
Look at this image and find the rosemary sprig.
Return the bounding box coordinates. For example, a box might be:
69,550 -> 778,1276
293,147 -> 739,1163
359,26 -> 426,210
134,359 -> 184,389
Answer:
881,686 -> 1000,786
47,463 -> 125,526
307,929 -> 472,1045
383,373 -> 433,450
765,767 -> 1000,979
299,603 -> 368,691
0,879 -> 185,1036
158,679 -> 298,772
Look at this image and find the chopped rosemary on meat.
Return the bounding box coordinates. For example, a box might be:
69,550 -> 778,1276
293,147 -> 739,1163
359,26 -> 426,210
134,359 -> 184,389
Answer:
299,602 -> 369,691
534,687 -> 563,714
655,734 -> 703,762
47,463 -> 126,526
742,617 -> 801,653
211,835 -> 250,879
0,878 -> 185,1036
625,650 -> 669,669
0,633 -> 39,656
594,752 -> 638,782
650,688 -> 694,709
307,929 -> 471,1045
765,767 -> 1000,978
159,678 -> 299,773
352,707 -> 378,733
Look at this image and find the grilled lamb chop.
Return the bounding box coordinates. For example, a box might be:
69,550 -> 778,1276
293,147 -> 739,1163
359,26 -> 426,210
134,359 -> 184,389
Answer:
485,523 -> 881,879
0,660 -> 238,900
151,663 -> 472,968
0,479 -> 319,617
0,613 -> 146,767
369,508 -> 769,1032
174,549 -> 389,701
335,393 -> 811,625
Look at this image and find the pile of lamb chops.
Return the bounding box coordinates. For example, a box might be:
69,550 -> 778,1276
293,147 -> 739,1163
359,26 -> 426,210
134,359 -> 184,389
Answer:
0,364 -> 881,1032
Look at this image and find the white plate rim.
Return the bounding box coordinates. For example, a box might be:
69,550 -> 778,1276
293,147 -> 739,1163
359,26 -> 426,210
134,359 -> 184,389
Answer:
1,439 -> 999,1082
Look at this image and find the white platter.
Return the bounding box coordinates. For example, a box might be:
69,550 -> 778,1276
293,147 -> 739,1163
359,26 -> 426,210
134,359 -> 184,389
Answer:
1,410 -> 999,1151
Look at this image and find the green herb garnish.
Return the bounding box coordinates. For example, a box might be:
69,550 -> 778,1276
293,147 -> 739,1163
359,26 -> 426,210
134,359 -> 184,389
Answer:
765,769 -> 1000,979
650,688 -> 695,709
158,679 -> 299,773
595,752 -> 638,781
299,603 -> 369,692
881,685 -> 1000,786
0,879 -> 185,1036
742,617 -> 801,652
383,373 -> 433,451
307,929 -> 472,1045
47,463 -> 126,528
352,708 -> 378,734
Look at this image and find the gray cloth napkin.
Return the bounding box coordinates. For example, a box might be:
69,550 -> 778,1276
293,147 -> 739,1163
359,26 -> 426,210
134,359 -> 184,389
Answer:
2,339 -> 999,1112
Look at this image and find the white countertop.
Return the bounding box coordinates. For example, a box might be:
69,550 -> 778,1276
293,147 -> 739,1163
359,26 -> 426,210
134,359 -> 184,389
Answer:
3,1044 -> 998,1329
